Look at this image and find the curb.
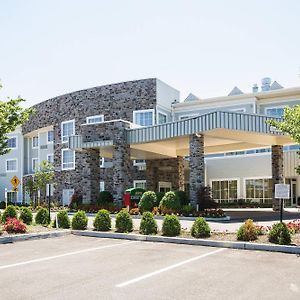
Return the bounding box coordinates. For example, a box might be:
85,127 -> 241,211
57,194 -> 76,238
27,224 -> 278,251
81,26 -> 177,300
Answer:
71,230 -> 300,254
0,230 -> 71,244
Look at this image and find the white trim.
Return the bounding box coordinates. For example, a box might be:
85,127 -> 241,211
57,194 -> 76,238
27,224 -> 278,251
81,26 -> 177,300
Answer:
100,181 -> 105,192
100,157 -> 105,168
32,158 -> 39,172
47,130 -> 54,144
229,108 -> 246,113
86,115 -> 104,124
32,136 -> 39,149
158,181 -> 172,192
205,151 -> 271,160
133,159 -> 146,166
6,158 -> 18,172
133,180 -> 147,189
210,178 -> 240,200
61,148 -> 75,170
179,114 -> 198,120
133,109 -> 155,126
7,135 -> 18,149
243,176 -> 273,201
61,119 -> 75,144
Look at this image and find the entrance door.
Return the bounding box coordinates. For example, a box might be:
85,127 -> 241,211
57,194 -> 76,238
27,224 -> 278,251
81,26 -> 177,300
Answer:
291,180 -> 297,206
62,189 -> 74,206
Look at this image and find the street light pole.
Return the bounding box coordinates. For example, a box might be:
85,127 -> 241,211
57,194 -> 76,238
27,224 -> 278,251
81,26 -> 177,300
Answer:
48,184 -> 51,222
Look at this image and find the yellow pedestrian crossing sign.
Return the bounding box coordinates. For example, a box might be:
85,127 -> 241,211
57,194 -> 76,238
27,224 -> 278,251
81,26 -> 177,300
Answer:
12,187 -> 18,192
11,176 -> 20,188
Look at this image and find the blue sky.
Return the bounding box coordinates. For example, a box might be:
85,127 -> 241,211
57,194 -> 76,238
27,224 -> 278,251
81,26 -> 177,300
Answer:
0,0 -> 299,106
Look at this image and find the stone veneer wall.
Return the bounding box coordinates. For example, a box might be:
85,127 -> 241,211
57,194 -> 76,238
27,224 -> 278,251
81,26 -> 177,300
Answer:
146,157 -> 185,192
271,145 -> 284,210
22,79 -> 157,203
189,134 -> 205,208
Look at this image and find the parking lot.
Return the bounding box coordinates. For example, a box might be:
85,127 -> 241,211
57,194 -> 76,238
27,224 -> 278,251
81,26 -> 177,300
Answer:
0,235 -> 299,300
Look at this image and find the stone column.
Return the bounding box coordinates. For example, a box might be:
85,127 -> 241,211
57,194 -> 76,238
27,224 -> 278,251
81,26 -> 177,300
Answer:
189,134 -> 205,208
173,156 -> 185,191
272,145 -> 284,211
146,160 -> 158,192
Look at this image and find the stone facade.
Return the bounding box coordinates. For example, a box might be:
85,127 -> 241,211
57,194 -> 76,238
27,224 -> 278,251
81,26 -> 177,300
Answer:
146,157 -> 185,192
189,134 -> 205,208
22,79 -> 157,203
271,145 -> 284,210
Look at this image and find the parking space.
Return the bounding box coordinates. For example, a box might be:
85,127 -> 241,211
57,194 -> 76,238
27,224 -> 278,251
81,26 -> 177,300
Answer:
0,235 -> 299,299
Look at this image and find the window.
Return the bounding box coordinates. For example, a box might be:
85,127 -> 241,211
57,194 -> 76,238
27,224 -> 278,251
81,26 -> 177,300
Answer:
62,149 -> 75,170
86,115 -> 104,124
133,109 -> 154,126
100,157 -> 105,168
245,178 -> 272,202
179,115 -> 198,120
47,154 -> 54,164
7,137 -> 17,149
47,131 -> 54,143
159,181 -> 172,193
62,189 -> 74,206
32,158 -> 38,172
134,180 -> 146,190
158,112 -> 167,124
6,159 -> 17,172
32,136 -> 39,148
265,107 -> 284,118
61,120 -> 75,143
133,159 -> 146,166
100,181 -> 105,192
7,191 -> 17,203
211,179 -> 238,201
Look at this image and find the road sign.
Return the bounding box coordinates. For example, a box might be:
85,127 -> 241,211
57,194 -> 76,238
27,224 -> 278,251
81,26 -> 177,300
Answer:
12,187 -> 18,192
275,184 -> 290,199
11,175 -> 20,188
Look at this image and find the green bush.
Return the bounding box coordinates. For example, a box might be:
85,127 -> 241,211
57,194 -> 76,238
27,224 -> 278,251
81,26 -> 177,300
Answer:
155,192 -> 165,206
175,191 -> 189,206
19,207 -> 33,225
139,212 -> 158,235
162,214 -> 181,237
191,217 -> 211,238
2,205 -> 17,223
268,222 -> 291,245
237,219 -> 258,241
35,207 -> 50,225
96,191 -> 113,206
159,191 -> 181,214
93,209 -> 111,231
138,191 -> 156,213
182,205 -> 193,216
115,210 -> 133,233
53,210 -> 70,229
71,210 -> 88,230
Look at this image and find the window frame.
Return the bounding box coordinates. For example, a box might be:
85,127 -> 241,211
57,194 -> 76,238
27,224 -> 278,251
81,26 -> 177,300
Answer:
133,109 -> 155,127
243,176 -> 272,202
6,158 -> 18,172
210,178 -> 240,201
7,135 -> 18,149
100,181 -> 105,192
32,158 -> 39,172
61,119 -> 75,144
157,111 -> 168,124
86,115 -> 104,124
47,130 -> 54,144
179,114 -> 198,120
133,180 -> 147,190
47,154 -> 54,164
61,148 -> 75,170
264,105 -> 286,118
32,136 -> 39,149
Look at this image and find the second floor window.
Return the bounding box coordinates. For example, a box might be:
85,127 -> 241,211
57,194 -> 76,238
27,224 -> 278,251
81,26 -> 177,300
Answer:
7,137 -> 17,149
48,131 -> 54,143
32,136 -> 39,148
6,159 -> 17,172
62,149 -> 75,170
61,120 -> 75,143
158,112 -> 167,124
133,109 -> 154,126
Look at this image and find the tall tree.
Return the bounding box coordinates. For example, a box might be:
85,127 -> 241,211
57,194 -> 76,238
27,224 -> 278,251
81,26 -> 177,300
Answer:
0,83 -> 33,155
268,105 -> 300,173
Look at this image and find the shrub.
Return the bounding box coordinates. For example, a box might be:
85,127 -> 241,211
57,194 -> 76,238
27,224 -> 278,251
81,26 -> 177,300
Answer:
155,192 -> 165,206
182,205 -> 193,216
175,191 -> 189,206
197,186 -> 218,210
53,210 -> 70,229
268,222 -> 291,245
4,217 -> 27,233
35,207 -> 50,225
191,217 -> 211,238
2,205 -> 17,223
93,209 -> 111,231
237,219 -> 258,241
129,207 -> 140,215
138,191 -> 156,213
0,201 -> 13,209
159,191 -> 181,214
139,212 -> 158,235
19,207 -> 33,225
69,193 -> 83,209
162,214 -> 181,237
96,191 -> 113,206
71,210 -> 88,230
115,210 -> 133,233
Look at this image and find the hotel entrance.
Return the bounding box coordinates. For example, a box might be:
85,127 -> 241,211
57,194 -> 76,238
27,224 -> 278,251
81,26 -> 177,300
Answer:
285,178 -> 297,207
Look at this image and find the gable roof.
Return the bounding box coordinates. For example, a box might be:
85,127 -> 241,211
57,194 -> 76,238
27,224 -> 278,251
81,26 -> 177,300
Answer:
270,81 -> 284,90
228,86 -> 244,96
184,93 -> 200,102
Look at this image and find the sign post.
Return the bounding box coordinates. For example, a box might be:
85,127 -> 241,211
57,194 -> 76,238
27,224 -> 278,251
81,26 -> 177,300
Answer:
275,184 -> 290,223
10,176 -> 20,205
4,188 -> 7,209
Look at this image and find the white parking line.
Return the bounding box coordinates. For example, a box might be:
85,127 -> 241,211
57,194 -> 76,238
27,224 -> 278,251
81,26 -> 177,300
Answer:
116,248 -> 225,288
0,241 -> 137,270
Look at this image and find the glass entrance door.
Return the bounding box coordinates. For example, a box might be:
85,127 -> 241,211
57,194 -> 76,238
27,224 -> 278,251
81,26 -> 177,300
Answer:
291,180 -> 297,206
